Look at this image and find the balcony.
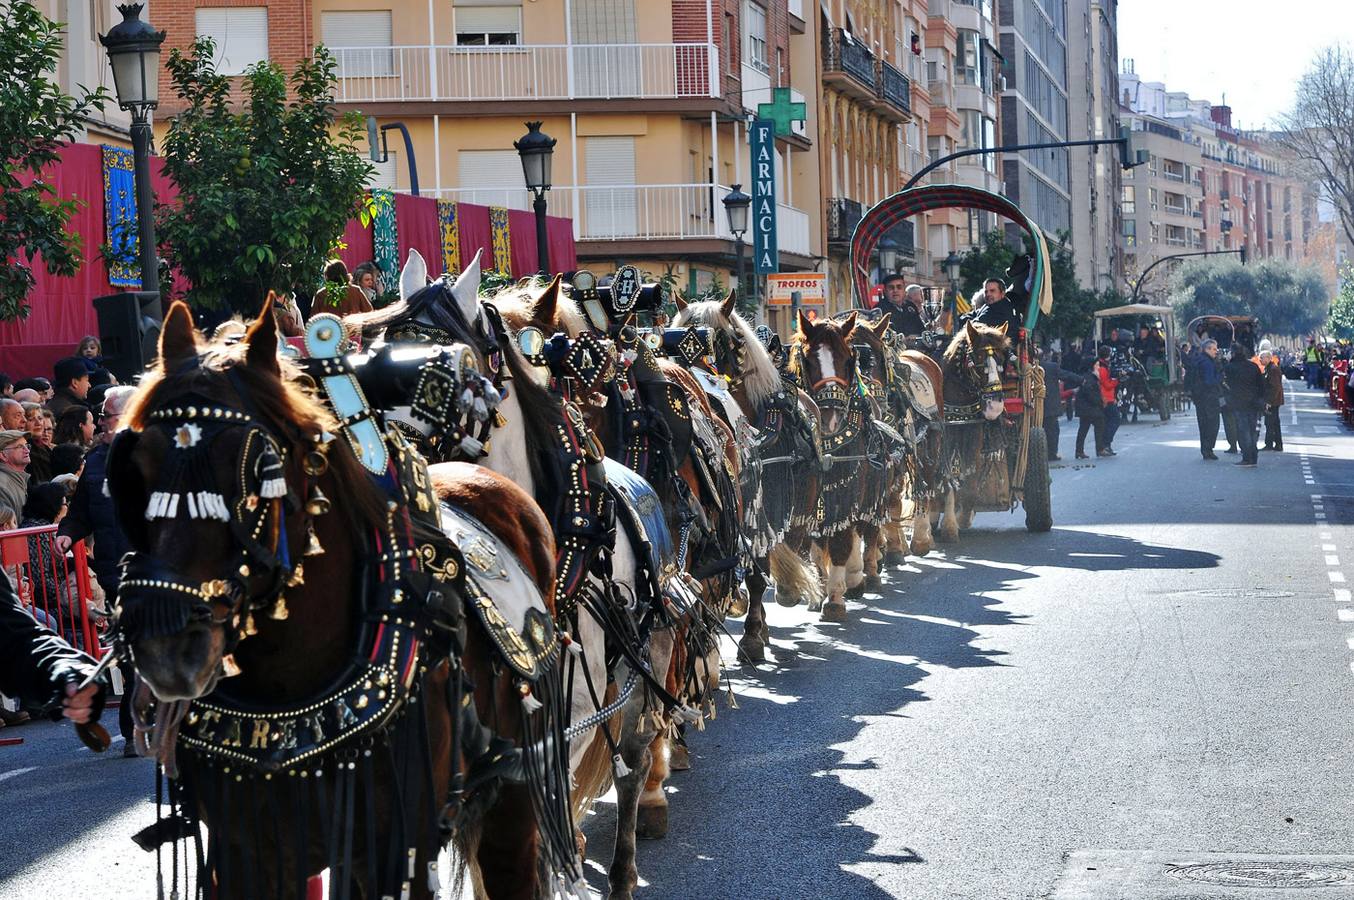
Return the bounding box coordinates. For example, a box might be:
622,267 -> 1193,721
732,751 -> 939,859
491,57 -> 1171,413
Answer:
435,183 -> 810,256
823,28 -> 877,100
827,197 -> 864,246
330,43 -> 719,104
877,60 -> 912,120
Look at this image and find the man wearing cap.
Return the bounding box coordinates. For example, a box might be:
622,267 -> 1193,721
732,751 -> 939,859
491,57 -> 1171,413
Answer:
877,275 -> 926,337
48,357 -> 91,417
0,430 -> 30,516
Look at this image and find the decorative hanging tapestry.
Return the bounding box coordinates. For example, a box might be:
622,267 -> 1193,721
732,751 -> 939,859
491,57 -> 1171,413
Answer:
371,189 -> 399,292
489,205 -> 512,275
437,199 -> 460,276
102,146 -> 140,288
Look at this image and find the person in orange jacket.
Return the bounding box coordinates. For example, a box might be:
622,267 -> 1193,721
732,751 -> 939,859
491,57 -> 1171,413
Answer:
1095,345 -> 1120,456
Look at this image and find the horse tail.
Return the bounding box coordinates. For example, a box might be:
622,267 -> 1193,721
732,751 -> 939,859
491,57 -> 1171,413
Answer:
570,680 -> 620,822
769,541 -> 822,608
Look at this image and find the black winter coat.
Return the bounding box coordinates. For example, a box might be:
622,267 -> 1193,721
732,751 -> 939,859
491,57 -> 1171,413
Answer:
57,444 -> 128,596
1224,356 -> 1265,412
0,575 -> 99,713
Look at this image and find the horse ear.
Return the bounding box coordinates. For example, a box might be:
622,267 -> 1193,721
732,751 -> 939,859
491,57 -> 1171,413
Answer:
996,322 -> 1010,336
719,290 -> 737,319
673,291 -> 688,312
451,248 -> 483,324
871,314 -> 891,337
400,249 -> 428,301
796,309 -> 817,339
159,301 -> 198,365
245,294 -> 281,376
840,310 -> 858,338
534,273 -> 562,323
965,320 -> 980,345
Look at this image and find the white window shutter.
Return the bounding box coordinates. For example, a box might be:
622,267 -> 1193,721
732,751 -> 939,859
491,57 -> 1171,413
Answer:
195,8 -> 269,76
322,11 -> 394,77
583,137 -> 636,238
456,150 -> 529,209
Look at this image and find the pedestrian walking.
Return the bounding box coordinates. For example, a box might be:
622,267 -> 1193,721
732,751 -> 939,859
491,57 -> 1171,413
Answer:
1224,341 -> 1264,467
1260,349 -> 1284,451
1304,338 -> 1322,389
1095,345 -> 1120,456
1189,340 -> 1224,460
1074,365 -> 1105,459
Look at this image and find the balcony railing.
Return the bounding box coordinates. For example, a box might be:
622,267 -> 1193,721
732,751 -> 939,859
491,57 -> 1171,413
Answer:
1162,170 -> 1186,183
434,183 -> 810,255
827,197 -> 864,245
331,43 -> 719,103
823,28 -> 876,93
878,60 -> 912,117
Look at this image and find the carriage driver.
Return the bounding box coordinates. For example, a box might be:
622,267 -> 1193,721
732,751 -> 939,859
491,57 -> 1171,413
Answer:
970,277 -> 1024,336
876,273 -> 927,337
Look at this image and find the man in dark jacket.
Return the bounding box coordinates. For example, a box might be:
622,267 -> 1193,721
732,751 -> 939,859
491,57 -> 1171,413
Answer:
48,357 -> 91,418
1189,341 -> 1224,459
1260,349 -> 1285,451
0,576 -> 105,727
876,275 -> 927,337
1224,342 -> 1264,466
969,278 -> 1024,336
1039,349 -> 1079,461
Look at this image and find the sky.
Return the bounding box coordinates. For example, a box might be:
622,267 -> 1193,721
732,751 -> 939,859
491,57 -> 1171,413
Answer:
1116,0 -> 1354,129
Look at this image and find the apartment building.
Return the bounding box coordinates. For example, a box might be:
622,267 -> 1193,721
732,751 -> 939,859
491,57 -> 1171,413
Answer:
40,0 -> 137,147
155,0 -> 822,306
1066,0 -> 1120,292
997,0 -> 1071,245
1120,67 -> 1317,290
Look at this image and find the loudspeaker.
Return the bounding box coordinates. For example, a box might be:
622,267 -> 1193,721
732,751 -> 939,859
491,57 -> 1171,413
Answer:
93,291 -> 162,383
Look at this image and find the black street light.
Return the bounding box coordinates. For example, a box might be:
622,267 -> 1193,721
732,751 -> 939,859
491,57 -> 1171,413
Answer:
878,235 -> 899,275
515,121 -> 556,275
100,3 -> 165,318
723,184 -> 751,305
942,250 -> 962,311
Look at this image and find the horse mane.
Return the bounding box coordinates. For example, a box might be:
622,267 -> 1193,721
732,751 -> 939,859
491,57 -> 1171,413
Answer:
674,301 -> 782,407
123,338 -> 392,536
943,320 -> 1010,369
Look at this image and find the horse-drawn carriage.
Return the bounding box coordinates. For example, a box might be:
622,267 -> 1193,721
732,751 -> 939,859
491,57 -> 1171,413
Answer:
849,184 -> 1054,534
1094,303 -> 1179,422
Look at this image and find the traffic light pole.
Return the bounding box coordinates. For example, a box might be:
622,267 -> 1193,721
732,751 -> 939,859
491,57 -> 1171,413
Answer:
904,136 -> 1136,190
1130,248 -> 1247,303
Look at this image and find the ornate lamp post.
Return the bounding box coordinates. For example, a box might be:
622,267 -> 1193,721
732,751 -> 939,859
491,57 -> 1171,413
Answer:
722,184 -> 751,304
943,249 -> 962,295
515,121 -> 556,275
100,3 -> 165,315
878,235 -> 899,277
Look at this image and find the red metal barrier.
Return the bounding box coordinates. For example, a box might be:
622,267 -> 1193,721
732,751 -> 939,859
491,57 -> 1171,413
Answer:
0,525 -> 106,659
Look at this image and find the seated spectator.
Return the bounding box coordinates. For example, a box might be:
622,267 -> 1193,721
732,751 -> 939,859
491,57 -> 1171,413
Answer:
14,378 -> 52,402
353,261 -> 382,303
312,259 -> 374,318
0,398 -> 22,431
12,388 -> 40,405
48,358 -> 90,417
49,443 -> 85,481
0,432 -> 29,516
27,411 -> 53,483
53,406 -> 94,451
0,374 -> 11,397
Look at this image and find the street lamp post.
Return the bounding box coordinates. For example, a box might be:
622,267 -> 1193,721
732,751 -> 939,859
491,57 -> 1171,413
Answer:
723,184 -> 751,305
942,250 -> 962,316
878,235 -> 899,277
515,121 -> 556,276
100,3 -> 165,318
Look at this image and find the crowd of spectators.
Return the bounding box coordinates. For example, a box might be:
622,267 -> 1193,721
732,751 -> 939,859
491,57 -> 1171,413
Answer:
0,337 -> 136,746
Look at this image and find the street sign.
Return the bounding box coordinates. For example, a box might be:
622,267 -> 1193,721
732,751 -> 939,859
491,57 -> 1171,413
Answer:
756,88 -> 806,138
766,273 -> 826,306
749,119 -> 778,276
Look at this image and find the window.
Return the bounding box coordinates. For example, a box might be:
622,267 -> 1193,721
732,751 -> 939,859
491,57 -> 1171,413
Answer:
955,30 -> 979,86
322,11 -> 394,77
457,150 -> 529,209
723,14 -> 734,74
1122,185 -> 1135,214
744,1 -> 768,74
195,7 -> 268,75
454,4 -> 521,45
583,136 -> 637,238
1122,218 -> 1136,245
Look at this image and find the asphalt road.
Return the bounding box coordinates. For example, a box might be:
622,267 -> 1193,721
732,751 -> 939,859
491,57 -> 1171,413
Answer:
5,377 -> 1354,899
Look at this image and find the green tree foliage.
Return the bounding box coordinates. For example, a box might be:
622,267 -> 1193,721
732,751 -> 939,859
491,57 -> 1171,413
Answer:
0,1 -> 108,320
1326,265 -> 1354,340
1168,257 -> 1329,336
956,229 -> 1120,341
157,39 -> 373,313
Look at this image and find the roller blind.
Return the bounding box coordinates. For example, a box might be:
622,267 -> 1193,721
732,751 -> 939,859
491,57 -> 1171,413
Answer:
583,137 -> 636,238
195,7 -> 268,76
321,11 -> 394,77
457,150 -> 529,209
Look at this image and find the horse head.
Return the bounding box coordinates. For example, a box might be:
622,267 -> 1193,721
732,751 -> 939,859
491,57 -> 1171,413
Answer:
107,301 -> 388,702
670,291 -> 782,412
793,309 -> 859,436
945,320 -> 1010,421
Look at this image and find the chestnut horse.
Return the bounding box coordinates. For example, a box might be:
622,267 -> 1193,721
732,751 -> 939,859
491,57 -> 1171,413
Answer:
108,301 -> 577,900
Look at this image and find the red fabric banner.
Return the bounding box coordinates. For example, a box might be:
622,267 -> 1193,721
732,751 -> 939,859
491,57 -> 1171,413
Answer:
394,193 -> 443,280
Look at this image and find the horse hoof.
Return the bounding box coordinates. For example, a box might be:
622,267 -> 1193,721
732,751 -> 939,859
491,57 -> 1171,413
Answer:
739,636 -> 766,665
844,582 -> 865,599
636,803 -> 669,840
820,601 -> 848,623
773,586 -> 800,608
864,575 -> 882,593
669,744 -> 691,771
937,530 -> 958,544
884,550 -> 908,568
727,587 -> 749,618
910,541 -> 932,557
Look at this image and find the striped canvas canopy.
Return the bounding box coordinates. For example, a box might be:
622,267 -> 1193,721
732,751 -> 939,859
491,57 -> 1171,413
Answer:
849,184 -> 1054,331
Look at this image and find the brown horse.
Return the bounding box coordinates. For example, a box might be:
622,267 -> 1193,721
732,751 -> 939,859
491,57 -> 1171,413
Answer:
935,320 -> 1011,542
108,300 -> 575,900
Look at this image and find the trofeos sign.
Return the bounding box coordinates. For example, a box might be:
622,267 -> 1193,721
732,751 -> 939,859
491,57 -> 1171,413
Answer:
749,119 -> 778,275
765,273 -> 826,306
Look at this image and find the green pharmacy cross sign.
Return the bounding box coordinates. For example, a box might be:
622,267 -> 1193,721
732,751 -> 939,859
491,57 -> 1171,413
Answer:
756,87 -> 806,137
